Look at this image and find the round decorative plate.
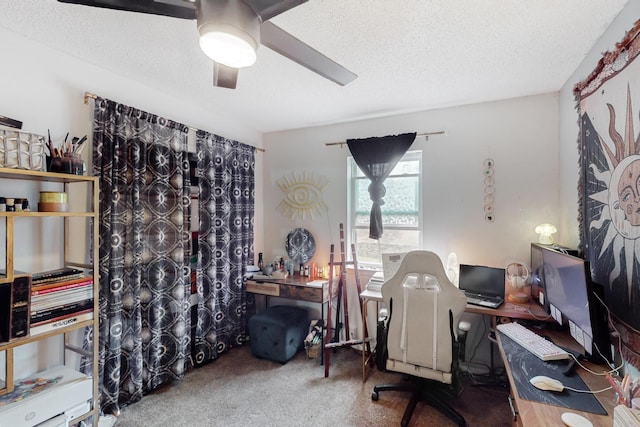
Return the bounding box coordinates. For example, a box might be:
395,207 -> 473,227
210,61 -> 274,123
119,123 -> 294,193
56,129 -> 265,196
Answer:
286,228 -> 316,263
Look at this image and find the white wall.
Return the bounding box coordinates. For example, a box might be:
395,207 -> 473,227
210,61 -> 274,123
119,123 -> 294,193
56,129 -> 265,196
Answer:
263,93 -> 560,271
0,27 -> 265,271
0,28 -> 263,377
559,3 -> 640,247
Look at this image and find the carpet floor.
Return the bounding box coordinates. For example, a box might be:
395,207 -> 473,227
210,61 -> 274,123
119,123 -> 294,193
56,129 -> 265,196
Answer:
113,346 -> 512,427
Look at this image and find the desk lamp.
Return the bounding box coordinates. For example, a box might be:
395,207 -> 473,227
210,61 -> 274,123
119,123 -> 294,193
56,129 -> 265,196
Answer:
535,223 -> 557,245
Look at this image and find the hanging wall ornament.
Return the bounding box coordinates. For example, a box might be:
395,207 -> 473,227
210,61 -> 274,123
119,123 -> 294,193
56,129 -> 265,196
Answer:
276,171 -> 328,220
483,158 -> 495,222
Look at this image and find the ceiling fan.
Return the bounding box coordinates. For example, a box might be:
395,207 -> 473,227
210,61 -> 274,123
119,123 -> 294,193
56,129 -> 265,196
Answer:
57,0 -> 357,89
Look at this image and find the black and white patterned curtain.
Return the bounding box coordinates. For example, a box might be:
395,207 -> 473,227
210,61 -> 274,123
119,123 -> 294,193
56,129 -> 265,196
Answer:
191,130 -> 255,363
91,97 -> 191,414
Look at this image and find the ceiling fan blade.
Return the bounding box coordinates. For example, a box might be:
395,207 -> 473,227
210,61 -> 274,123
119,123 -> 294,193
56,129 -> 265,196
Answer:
260,22 -> 357,86
57,0 -> 197,19
245,0 -> 307,21
213,63 -> 239,89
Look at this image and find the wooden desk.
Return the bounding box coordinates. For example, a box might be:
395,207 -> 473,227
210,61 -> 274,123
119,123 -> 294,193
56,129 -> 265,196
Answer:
246,275 -> 332,363
497,327 -> 614,426
246,276 -> 330,304
360,289 -> 384,381
465,301 -> 551,327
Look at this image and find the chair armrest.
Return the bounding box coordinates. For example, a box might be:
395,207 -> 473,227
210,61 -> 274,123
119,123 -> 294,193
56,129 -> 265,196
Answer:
457,320 -> 471,344
458,320 -> 471,333
456,320 -> 471,362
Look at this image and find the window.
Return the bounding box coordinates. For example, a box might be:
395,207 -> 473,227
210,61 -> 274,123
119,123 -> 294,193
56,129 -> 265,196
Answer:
347,150 -> 422,268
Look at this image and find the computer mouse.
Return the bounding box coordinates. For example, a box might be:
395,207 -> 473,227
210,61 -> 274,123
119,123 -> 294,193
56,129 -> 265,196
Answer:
529,375 -> 564,392
561,412 -> 593,427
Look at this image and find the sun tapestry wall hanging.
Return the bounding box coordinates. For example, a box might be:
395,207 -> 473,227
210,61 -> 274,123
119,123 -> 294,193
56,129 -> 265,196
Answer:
575,19 -> 640,368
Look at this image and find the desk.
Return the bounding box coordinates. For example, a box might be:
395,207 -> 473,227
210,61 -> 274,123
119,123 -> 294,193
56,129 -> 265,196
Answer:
465,301 -> 551,327
246,275 -> 331,363
360,289 -> 384,381
497,327 -> 614,426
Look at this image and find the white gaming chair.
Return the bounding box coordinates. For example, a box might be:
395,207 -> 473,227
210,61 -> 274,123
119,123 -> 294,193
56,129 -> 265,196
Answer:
372,250 -> 469,427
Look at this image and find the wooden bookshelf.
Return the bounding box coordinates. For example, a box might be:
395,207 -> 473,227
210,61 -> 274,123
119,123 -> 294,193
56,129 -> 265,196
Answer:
0,168 -> 99,426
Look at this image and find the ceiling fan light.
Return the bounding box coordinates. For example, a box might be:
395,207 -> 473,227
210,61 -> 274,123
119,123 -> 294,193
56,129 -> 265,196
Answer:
197,0 -> 260,69
199,28 -> 257,68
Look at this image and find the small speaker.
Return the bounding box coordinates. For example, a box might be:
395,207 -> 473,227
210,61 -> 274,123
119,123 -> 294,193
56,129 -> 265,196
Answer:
0,282 -> 10,342
11,273 -> 31,338
0,272 -> 32,341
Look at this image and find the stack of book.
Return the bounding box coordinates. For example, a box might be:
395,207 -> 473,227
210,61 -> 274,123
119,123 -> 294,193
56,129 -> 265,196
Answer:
366,271 -> 385,292
30,268 -> 94,336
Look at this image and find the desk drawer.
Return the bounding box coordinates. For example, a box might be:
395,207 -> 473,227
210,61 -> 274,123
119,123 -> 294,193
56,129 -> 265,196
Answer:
279,285 -> 324,303
246,281 -> 280,297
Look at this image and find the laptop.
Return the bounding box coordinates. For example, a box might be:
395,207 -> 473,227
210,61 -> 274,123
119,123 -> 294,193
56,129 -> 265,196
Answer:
458,264 -> 506,309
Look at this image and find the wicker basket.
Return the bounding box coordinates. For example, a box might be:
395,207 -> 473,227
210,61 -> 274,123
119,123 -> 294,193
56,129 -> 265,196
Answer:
0,128 -> 46,171
304,319 -> 323,359
305,340 -> 321,359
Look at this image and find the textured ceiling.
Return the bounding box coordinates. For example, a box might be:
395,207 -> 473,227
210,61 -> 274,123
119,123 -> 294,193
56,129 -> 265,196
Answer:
0,0 -> 630,134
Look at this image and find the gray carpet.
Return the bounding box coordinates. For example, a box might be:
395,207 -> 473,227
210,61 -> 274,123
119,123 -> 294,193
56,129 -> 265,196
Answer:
113,346 -> 511,427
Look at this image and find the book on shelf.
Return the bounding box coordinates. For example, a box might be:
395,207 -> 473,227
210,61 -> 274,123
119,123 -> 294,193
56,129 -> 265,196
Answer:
31,267 -> 87,285
31,276 -> 93,294
31,299 -> 94,324
31,283 -> 93,303
31,285 -> 93,309
30,308 -> 93,326
29,309 -> 94,336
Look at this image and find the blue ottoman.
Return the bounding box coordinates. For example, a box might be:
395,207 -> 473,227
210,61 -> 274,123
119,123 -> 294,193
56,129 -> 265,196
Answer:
249,305 -> 309,364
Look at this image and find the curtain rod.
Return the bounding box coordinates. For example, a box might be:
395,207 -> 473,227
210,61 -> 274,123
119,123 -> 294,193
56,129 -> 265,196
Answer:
325,131 -> 446,147
83,91 -> 266,153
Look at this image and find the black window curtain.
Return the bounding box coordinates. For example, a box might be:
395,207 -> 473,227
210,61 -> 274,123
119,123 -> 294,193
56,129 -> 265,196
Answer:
347,132 -> 416,239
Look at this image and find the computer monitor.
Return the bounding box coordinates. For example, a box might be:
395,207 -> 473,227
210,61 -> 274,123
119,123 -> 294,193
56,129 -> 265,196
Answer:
530,243 -> 549,312
540,246 -> 610,363
458,264 -> 506,300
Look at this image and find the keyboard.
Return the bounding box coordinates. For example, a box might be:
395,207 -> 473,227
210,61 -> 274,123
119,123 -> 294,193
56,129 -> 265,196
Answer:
465,292 -> 503,308
467,296 -> 497,307
497,322 -> 571,361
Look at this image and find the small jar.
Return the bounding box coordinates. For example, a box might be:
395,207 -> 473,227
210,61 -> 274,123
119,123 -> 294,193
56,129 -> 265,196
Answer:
62,154 -> 86,175
5,198 -> 15,212
0,197 -> 5,212
22,199 -> 30,212
14,198 -> 22,212
50,154 -> 86,175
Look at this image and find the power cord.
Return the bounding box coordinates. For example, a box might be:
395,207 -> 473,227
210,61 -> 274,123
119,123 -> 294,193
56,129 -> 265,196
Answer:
525,303 -> 553,321
563,384 -> 612,394
561,290 -> 625,377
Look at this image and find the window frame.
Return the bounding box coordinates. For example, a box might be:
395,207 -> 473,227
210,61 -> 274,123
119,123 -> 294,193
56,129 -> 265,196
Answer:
346,149 -> 423,270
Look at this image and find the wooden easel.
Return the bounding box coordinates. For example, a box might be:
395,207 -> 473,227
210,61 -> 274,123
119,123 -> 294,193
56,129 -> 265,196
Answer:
323,223 -> 370,377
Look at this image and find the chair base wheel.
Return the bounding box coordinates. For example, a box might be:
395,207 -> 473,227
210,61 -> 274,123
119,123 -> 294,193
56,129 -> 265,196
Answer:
371,391 -> 379,401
